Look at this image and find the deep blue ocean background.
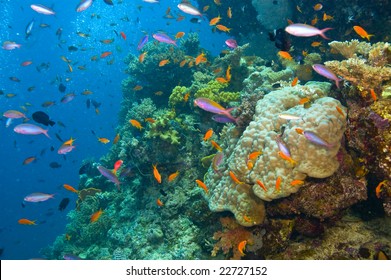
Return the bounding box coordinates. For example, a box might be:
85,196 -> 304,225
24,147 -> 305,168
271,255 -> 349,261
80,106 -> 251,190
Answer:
0,0 -> 228,259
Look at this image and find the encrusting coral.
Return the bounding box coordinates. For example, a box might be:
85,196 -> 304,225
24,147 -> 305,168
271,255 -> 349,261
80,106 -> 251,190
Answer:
203,82 -> 347,226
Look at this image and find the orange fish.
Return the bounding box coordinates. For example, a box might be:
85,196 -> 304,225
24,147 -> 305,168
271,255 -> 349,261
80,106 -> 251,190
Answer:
23,156 -> 36,165
179,59 -> 187,67
353,26 -> 373,41
278,151 -> 296,165
113,133 -> 120,144
145,118 -> 156,123
313,3 -> 323,11
323,12 -> 334,21
225,65 -> 231,81
278,51 -> 292,60
129,119 -> 143,130
63,184 -> 78,193
195,179 -> 209,193
336,106 -> 345,117
98,137 -> 110,144
210,140 -> 222,151
287,19 -> 294,25
209,16 -> 221,26
295,128 -> 304,134
227,7 -> 232,18
120,31 -> 126,40
275,176 -> 282,192
238,240 -> 247,256
90,209 -> 103,223
183,92 -> 190,102
175,31 -> 185,39
133,85 -> 143,91
229,171 -> 243,184
243,215 -> 252,223
168,171 -> 179,182
90,55 -> 98,61
139,52 -> 147,63
247,160 -> 254,170
82,89 -> 93,95
152,164 -> 162,183
114,160 -> 123,174
311,41 -> 322,47
214,0 -> 221,5
216,24 -> 231,32
195,53 -> 207,65
159,59 -> 170,67
370,89 -> 377,102
203,128 -> 213,141
256,180 -> 267,192
18,219 -> 36,225
156,198 -> 164,207
176,15 -> 185,21
248,151 -> 262,161
291,77 -> 299,86
375,180 -> 387,199
299,97 -> 311,105
100,51 -> 112,58
311,16 -> 318,26
216,77 -> 228,83
290,180 -> 305,186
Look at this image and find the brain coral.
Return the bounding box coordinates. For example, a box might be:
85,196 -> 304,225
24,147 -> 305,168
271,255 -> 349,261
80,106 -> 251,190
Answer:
203,82 -> 347,227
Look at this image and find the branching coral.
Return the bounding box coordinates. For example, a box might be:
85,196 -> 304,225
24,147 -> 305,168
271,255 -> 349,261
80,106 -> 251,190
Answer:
211,216 -> 254,260
325,40 -> 391,91
194,80 -> 240,103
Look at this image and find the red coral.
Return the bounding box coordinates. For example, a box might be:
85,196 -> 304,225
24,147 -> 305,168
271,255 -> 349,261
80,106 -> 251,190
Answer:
211,216 -> 254,260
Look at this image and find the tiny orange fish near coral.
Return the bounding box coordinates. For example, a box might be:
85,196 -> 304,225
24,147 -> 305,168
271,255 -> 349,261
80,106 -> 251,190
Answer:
152,164 -> 162,183
90,209 -> 103,223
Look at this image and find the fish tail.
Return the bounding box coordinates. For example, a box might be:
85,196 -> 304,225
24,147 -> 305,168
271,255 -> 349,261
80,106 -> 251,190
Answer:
43,130 -> 51,139
319,27 -> 333,39
367,34 -> 374,41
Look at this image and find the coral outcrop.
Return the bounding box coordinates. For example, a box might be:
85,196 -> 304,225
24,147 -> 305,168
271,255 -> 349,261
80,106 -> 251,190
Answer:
204,82 -> 347,226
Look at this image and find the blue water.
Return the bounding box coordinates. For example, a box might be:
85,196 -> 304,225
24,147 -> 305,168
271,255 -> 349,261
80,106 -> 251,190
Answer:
0,0 -> 228,259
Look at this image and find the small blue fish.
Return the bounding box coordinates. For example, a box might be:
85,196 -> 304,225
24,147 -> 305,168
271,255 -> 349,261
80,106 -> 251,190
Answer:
137,35 -> 149,50
303,131 -> 334,148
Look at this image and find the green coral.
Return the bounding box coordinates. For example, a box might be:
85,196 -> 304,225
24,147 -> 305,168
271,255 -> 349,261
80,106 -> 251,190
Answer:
145,110 -> 181,145
194,80 -> 240,103
168,86 -> 189,107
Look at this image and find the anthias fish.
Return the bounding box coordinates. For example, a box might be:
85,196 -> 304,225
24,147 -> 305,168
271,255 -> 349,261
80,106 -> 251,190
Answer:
30,4 -> 56,15
312,64 -> 341,88
14,123 -> 50,138
177,3 -> 202,17
97,165 -> 121,190
152,33 -> 177,46
24,193 -> 54,202
285,23 -> 332,39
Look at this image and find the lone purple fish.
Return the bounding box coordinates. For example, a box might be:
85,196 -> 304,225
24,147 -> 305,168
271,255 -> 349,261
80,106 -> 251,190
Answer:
303,130 -> 334,148
312,64 -> 341,89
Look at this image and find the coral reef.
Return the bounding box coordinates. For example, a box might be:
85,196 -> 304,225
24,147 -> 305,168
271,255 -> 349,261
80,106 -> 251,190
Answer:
204,82 -> 347,226
194,80 -> 240,104
325,40 -> 391,91
251,0 -> 293,30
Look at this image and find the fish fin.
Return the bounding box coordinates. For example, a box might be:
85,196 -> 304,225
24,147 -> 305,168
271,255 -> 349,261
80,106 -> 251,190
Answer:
43,130 -> 51,139
319,27 -> 333,40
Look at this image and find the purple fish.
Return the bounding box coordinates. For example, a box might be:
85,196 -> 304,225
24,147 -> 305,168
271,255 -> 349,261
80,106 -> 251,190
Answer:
24,192 -> 54,202
14,123 -> 50,138
194,98 -> 237,123
137,35 -> 149,50
2,41 -> 21,50
58,144 -> 76,155
225,39 -> 238,49
211,114 -> 236,123
97,165 -> 121,190
212,152 -> 224,175
285,24 -> 332,39
312,64 -> 341,89
61,93 -> 76,104
276,136 -> 291,157
152,33 -> 177,46
76,0 -> 93,12
303,130 -> 334,148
